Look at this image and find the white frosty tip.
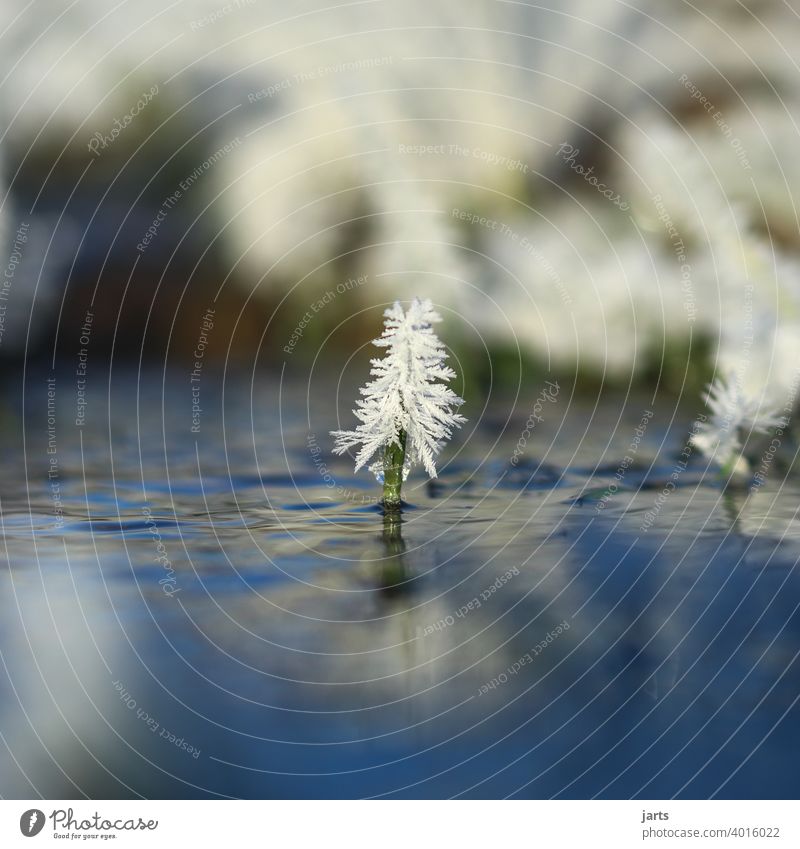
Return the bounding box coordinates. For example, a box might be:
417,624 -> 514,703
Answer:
691,373 -> 786,470
331,298 -> 466,479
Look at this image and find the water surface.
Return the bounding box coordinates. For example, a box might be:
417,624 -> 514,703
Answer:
1,369 -> 798,798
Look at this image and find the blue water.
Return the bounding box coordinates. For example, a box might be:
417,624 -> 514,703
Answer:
1,368 -> 799,798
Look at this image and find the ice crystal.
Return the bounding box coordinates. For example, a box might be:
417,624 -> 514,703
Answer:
331,298 -> 466,479
691,373 -> 786,470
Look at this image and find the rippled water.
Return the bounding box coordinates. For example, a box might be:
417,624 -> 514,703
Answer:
1,368 -> 799,798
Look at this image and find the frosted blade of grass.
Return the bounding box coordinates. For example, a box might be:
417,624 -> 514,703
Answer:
331,298 -> 465,505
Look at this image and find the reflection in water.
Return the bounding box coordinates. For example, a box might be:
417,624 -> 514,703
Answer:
0,373 -> 799,798
378,509 -> 410,598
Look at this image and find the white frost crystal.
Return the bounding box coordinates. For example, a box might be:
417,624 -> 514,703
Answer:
691,373 -> 786,471
331,298 -> 466,479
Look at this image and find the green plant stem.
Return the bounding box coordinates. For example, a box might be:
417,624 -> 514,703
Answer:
382,429 -> 407,509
